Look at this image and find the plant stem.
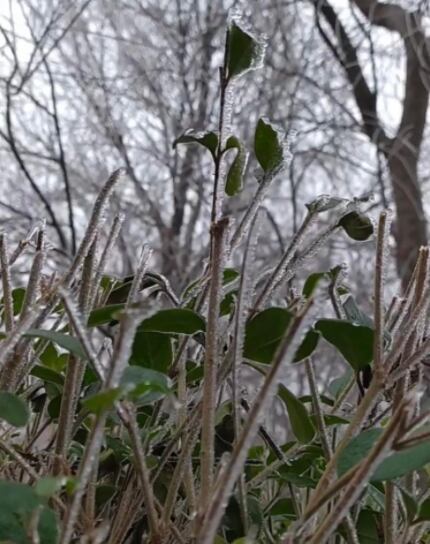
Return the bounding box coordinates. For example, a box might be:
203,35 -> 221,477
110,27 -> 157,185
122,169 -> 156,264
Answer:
198,302 -> 310,543
199,217 -> 228,510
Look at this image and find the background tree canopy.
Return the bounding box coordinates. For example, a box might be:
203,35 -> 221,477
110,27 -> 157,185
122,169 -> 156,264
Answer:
1,0 -> 429,289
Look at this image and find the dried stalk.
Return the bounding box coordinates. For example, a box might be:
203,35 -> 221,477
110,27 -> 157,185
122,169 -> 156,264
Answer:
55,237 -> 98,473
198,302 -> 310,543
303,400 -> 410,544
231,212 -> 260,532
199,217 -> 228,510
60,309 -> 142,544
0,233 -> 14,332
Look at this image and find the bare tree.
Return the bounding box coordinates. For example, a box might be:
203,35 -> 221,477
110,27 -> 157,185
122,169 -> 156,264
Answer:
312,0 -> 429,286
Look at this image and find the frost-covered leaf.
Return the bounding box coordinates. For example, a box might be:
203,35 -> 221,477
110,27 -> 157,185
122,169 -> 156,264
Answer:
338,428 -> 430,482
293,329 -> 320,363
305,195 -> 346,214
226,20 -> 265,80
302,272 -> 329,298
88,303 -> 124,326
25,329 -> 87,359
173,129 -> 218,159
278,385 -> 315,443
315,319 -> 374,371
139,309 -> 205,335
244,308 -> 292,364
254,118 -> 285,174
338,211 -> 374,241
120,366 -> 171,401
224,136 -> 248,196
130,331 -> 172,372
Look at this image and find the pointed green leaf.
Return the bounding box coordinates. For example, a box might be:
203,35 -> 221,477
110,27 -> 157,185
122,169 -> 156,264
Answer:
293,329 -> 320,363
223,268 -> 239,285
83,388 -> 122,415
25,329 -> 87,359
302,272 -> 329,298
173,129 -> 218,158
399,488 -> 418,523
120,366 -> 171,401
140,308 -> 205,335
88,304 -> 124,326
278,385 -> 315,443
338,211 -> 374,241
0,392 -> 29,427
224,136 -> 248,196
343,296 -> 374,328
226,20 -> 265,80
315,319 -> 374,371
417,496 -> 430,521
130,331 -> 172,372
328,370 -> 353,399
338,428 -> 430,481
254,118 -> 285,174
244,308 -> 292,364
355,509 -> 382,544
30,365 -> 64,386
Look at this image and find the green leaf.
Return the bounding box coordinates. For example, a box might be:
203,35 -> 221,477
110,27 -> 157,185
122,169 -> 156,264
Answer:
0,483 -> 58,543
355,509 -> 382,544
343,296 -> 391,345
328,370 -> 353,399
88,303 -> 124,326
120,366 -> 171,401
313,414 -> 349,427
226,20 -> 265,80
278,385 -> 315,443
399,488 -> 418,523
0,510 -> 27,543
0,392 -> 29,427
173,129 -> 218,158
31,365 -> 64,386
35,477 -> 67,498
0,481 -> 40,512
417,496 -> 430,521
244,308 -> 292,364
140,309 -> 205,335
254,118 -> 285,174
83,388 -> 122,415
268,497 -> 296,520
223,268 -> 239,285
338,428 -> 430,481
337,429 -> 382,479
302,272 -> 329,298
39,342 -> 68,372
224,136 -> 248,196
130,331 -> 172,372
314,319 -> 374,371
338,211 -> 374,241
305,195 -> 346,214
25,329 -> 87,359
220,291 -> 236,317
343,296 -> 374,328
38,508 -> 59,544
293,329 -> 320,363
11,287 -> 26,315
